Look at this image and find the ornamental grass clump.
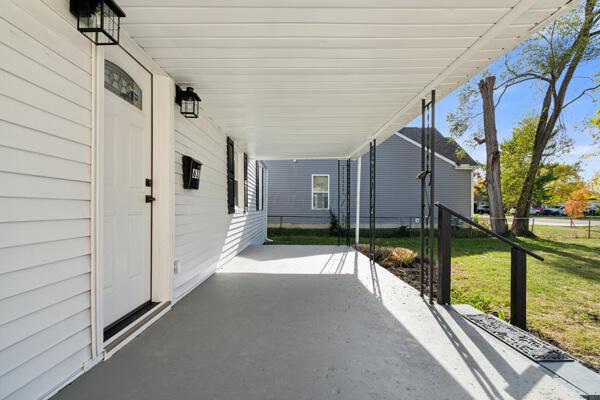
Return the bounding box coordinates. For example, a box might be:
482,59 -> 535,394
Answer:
355,245 -> 416,268
386,247 -> 417,267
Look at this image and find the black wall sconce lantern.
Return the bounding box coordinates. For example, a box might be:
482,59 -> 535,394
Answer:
70,0 -> 126,45
175,85 -> 201,119
182,155 -> 203,190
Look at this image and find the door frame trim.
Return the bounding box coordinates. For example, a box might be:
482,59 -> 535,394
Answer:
91,39 -> 175,359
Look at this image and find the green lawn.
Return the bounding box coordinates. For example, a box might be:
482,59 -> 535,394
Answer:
267,227 -> 600,367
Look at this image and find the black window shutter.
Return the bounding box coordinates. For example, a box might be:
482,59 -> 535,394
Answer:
244,153 -> 249,211
255,161 -> 260,211
226,137 -> 235,214
261,167 -> 265,211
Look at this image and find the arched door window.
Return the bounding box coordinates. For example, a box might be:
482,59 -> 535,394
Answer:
104,60 -> 143,110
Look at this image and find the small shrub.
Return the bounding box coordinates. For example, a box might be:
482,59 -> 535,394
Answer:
565,188 -> 591,218
328,211 -> 340,236
395,225 -> 409,237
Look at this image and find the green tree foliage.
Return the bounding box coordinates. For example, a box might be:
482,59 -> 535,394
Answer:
500,117 -> 578,207
592,109 -> 600,128
591,171 -> 600,196
544,164 -> 586,204
591,109 -> 600,156
473,171 -> 488,203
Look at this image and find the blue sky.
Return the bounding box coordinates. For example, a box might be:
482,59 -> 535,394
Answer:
409,61 -> 599,181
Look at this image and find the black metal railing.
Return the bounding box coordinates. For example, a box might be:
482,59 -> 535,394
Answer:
435,202 -> 544,330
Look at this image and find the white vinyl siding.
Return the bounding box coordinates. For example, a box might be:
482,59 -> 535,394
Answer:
311,174 -> 329,210
173,108 -> 267,301
0,1 -> 93,399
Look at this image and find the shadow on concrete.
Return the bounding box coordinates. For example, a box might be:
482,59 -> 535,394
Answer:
54,272 -> 474,400
236,244 -> 350,262
428,304 -> 565,400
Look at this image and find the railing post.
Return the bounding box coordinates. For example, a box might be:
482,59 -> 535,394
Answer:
510,247 -> 527,329
437,207 -> 451,304
280,216 -> 283,229
346,158 -> 351,246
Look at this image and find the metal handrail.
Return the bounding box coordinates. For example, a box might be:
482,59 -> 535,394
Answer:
435,202 -> 544,261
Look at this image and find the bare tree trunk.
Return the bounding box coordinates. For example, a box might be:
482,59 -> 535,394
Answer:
479,76 -> 508,236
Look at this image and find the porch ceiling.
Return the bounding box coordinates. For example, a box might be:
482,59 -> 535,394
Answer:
119,0 -> 572,159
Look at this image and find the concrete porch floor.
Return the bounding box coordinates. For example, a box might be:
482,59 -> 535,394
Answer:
54,245 -> 581,400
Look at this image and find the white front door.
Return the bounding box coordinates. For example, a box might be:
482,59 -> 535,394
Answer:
103,46 -> 152,328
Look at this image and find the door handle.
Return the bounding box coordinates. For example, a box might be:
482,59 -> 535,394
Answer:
145,195 -> 156,203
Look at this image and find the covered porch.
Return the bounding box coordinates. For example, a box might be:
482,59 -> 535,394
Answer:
54,245 -> 580,400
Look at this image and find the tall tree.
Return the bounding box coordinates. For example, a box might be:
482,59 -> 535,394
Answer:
479,76 -> 508,235
448,0 -> 599,236
509,0 -> 599,235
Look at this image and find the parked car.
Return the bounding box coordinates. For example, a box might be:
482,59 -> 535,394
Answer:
538,205 -> 560,216
476,204 -> 490,214
558,205 -> 567,216
585,204 -> 598,216
529,207 -> 541,216
545,207 -> 561,216
507,206 -> 540,215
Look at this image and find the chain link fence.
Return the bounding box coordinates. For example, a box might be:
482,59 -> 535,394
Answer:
475,216 -> 600,239
268,215 -> 600,239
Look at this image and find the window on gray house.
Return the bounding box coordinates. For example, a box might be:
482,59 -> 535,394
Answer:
312,174 -> 329,210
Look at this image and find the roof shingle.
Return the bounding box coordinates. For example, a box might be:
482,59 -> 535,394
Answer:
398,127 -> 478,167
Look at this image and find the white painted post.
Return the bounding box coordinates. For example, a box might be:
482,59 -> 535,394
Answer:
355,157 -> 362,245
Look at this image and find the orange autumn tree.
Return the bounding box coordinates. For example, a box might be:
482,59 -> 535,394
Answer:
565,188 -> 591,218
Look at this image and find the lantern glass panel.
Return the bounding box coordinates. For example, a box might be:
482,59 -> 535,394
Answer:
99,2 -> 120,44
72,0 -> 123,45
77,2 -> 102,43
181,98 -> 199,118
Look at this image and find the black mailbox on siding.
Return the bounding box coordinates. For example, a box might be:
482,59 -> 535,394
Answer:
182,155 -> 202,190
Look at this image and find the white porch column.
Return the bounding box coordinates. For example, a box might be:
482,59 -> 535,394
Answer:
355,157 -> 361,245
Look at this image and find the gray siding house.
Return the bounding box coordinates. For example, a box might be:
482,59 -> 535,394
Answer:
265,128 -> 478,227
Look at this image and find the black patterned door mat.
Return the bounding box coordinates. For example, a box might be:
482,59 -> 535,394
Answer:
464,314 -> 574,362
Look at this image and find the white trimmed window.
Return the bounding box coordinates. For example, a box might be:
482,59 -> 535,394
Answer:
311,174 -> 329,210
